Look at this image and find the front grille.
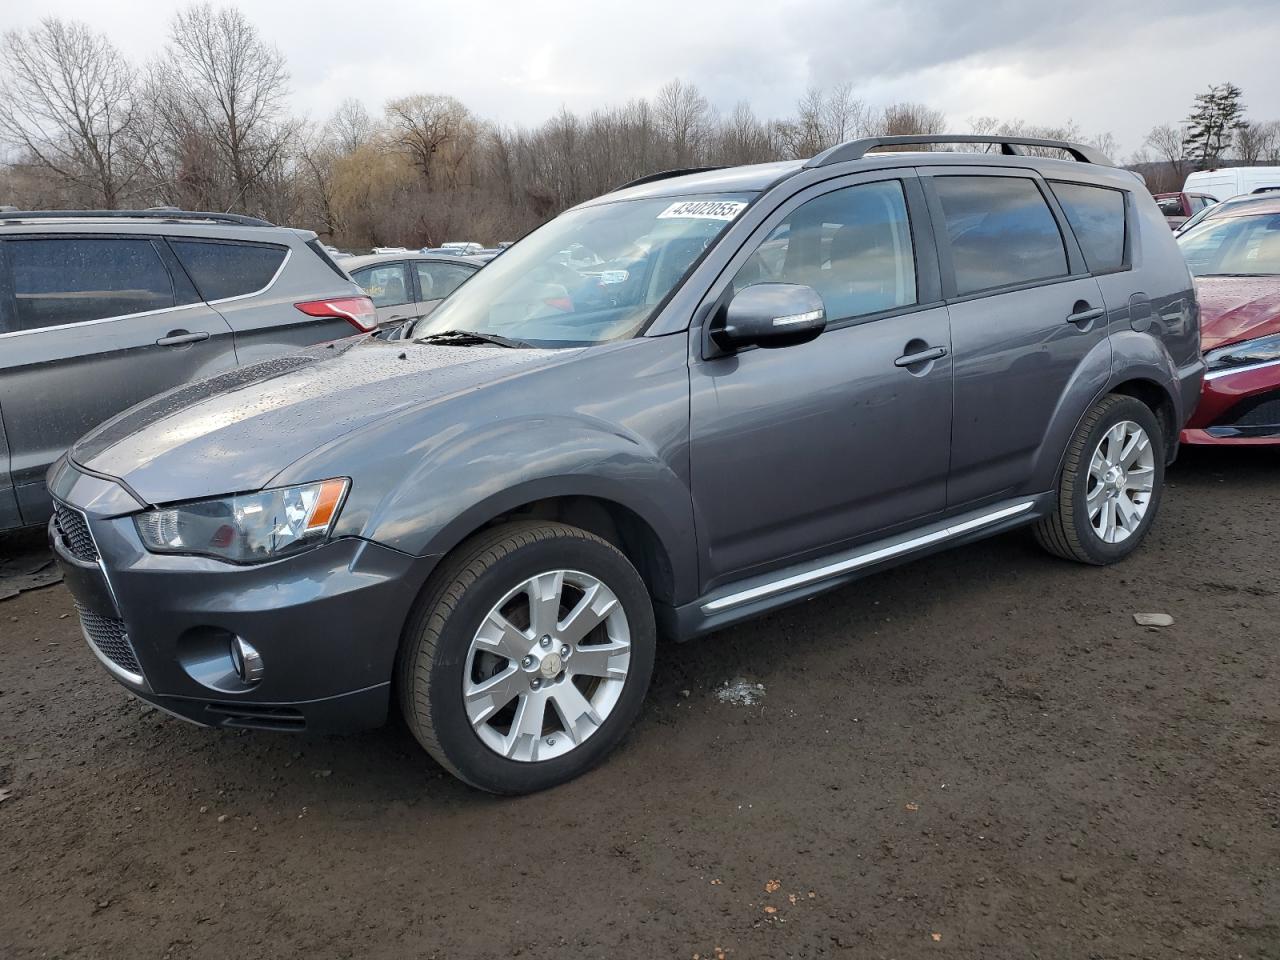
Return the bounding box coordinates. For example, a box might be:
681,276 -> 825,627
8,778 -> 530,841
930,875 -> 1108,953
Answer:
53,502 -> 98,563
76,603 -> 143,678
1226,393 -> 1280,428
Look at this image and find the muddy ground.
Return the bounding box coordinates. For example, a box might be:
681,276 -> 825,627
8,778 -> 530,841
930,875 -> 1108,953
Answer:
1,447 -> 1277,960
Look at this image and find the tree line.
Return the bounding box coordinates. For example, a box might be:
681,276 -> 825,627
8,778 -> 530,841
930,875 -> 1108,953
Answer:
4,5 -> 1256,249
1136,82 -> 1280,193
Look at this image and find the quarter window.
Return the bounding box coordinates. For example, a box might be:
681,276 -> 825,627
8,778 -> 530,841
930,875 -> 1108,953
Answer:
415,261 -> 475,301
1049,181 -> 1127,273
934,176 -> 1068,296
352,263 -> 412,307
6,237 -> 176,332
733,179 -> 917,321
170,240 -> 287,301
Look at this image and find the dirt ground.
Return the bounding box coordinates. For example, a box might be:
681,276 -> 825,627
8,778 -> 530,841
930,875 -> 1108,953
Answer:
1,447 -> 1277,960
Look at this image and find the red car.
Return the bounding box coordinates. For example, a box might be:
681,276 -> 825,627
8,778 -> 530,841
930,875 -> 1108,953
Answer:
1178,195 -> 1280,445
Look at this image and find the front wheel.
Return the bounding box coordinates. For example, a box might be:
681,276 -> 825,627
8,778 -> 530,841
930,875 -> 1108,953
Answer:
1034,394 -> 1166,565
397,521 -> 656,794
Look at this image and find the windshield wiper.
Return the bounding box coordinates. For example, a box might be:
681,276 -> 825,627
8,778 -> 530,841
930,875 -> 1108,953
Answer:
415,329 -> 534,349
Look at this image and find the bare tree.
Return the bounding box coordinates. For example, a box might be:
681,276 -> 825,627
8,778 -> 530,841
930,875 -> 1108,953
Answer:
878,102 -> 948,138
655,79 -> 710,166
326,98 -> 376,155
0,18 -> 152,208
384,93 -> 473,185
152,3 -> 297,212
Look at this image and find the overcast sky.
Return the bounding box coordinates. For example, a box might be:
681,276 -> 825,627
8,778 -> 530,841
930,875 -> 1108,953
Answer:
8,0 -> 1280,157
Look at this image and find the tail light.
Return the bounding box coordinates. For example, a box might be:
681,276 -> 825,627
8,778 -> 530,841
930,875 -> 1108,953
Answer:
295,296 -> 378,332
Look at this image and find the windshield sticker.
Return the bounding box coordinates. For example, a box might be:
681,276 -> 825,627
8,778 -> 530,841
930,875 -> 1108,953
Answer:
657,200 -> 748,221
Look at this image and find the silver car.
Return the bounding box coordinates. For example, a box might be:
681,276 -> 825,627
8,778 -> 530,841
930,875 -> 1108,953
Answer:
344,251 -> 486,329
0,209 -> 375,531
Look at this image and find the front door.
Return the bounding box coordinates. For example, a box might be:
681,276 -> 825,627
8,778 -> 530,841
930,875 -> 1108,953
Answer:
350,261 -> 419,331
0,234 -> 238,524
689,173 -> 954,590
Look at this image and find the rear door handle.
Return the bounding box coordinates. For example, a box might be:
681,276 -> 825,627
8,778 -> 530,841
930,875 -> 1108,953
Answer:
1066,307 -> 1105,326
156,330 -> 210,346
894,346 -> 948,367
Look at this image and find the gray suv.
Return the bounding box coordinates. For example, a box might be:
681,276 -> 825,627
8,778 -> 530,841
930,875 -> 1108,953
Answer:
0,210 -> 374,531
48,137 -> 1204,794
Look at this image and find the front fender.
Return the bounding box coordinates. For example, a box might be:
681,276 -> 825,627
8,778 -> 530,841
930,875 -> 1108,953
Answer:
369,415 -> 695,585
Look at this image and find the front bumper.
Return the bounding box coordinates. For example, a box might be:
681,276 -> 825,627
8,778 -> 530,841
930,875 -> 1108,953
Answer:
1180,360 -> 1280,446
48,459 -> 436,734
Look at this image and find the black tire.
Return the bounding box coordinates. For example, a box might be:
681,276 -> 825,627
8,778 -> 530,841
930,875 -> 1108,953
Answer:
1034,394 -> 1166,565
397,520 -> 656,794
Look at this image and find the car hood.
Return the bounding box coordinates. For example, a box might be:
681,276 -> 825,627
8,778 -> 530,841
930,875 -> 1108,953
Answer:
1196,275 -> 1280,351
71,337 -> 569,505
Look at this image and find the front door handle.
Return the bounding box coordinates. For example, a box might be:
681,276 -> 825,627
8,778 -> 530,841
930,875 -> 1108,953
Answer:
1066,306 -> 1105,326
894,345 -> 948,367
156,330 -> 210,346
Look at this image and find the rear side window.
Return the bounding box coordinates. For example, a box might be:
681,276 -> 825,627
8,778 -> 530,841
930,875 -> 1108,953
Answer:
934,176 -> 1068,296
170,240 -> 287,301
1050,181 -> 1127,273
415,261 -> 475,301
5,237 -> 175,331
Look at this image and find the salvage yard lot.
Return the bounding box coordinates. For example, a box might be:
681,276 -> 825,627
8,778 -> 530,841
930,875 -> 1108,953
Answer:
2,447 -> 1277,960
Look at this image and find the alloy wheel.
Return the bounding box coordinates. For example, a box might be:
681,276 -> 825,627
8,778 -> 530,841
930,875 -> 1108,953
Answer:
462,569 -> 631,762
1087,420 -> 1156,544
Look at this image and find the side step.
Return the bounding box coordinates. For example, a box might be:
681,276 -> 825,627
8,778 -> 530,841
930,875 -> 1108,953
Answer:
673,496 -> 1047,640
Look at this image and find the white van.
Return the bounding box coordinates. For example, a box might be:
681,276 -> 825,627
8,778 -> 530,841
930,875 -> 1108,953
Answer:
1183,166 -> 1280,201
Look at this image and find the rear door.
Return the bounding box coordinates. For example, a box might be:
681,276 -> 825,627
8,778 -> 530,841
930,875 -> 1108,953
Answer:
170,237 -> 353,363
921,169 -> 1109,507
412,259 -> 477,317
0,234 -> 238,525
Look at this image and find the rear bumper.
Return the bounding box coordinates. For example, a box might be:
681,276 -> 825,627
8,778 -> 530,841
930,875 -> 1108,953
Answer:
48,461 -> 437,734
1180,360 -> 1280,446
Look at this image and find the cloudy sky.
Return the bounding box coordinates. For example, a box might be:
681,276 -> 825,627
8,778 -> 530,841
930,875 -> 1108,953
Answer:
8,0 -> 1280,157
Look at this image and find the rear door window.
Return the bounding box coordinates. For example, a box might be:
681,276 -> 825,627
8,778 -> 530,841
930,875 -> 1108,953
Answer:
934,175 -> 1068,296
1049,181 -> 1127,272
5,237 -> 176,331
414,261 -> 475,301
170,240 -> 287,302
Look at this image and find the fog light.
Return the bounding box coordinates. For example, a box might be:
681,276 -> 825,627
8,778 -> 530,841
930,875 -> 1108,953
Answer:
230,637 -> 264,685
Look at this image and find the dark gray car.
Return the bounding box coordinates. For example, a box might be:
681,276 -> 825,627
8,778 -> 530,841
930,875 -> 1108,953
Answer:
48,137 -> 1204,794
0,210 -> 375,531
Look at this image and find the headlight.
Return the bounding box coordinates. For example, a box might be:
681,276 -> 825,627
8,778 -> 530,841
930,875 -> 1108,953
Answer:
135,479 -> 349,563
1205,332 -> 1280,373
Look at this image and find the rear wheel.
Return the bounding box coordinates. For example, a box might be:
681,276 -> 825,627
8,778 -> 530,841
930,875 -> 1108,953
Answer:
1034,394 -> 1165,565
398,521 -> 656,794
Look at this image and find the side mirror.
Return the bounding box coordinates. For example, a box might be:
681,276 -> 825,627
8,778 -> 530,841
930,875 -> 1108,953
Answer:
713,283 -> 827,351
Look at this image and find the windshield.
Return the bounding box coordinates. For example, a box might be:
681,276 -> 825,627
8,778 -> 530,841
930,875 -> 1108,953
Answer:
1178,212 -> 1280,277
415,193 -> 753,347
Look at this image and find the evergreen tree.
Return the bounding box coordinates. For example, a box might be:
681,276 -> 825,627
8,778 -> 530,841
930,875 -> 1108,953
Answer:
1183,83 -> 1248,167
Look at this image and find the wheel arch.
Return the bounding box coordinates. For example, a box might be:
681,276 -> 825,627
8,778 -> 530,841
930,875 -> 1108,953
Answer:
422,483 -> 687,610
1108,377 -> 1179,462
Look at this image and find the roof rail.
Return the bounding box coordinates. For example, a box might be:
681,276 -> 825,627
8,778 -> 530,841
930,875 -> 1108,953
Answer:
613,166 -> 726,192
806,135 -> 1112,168
0,209 -> 275,227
